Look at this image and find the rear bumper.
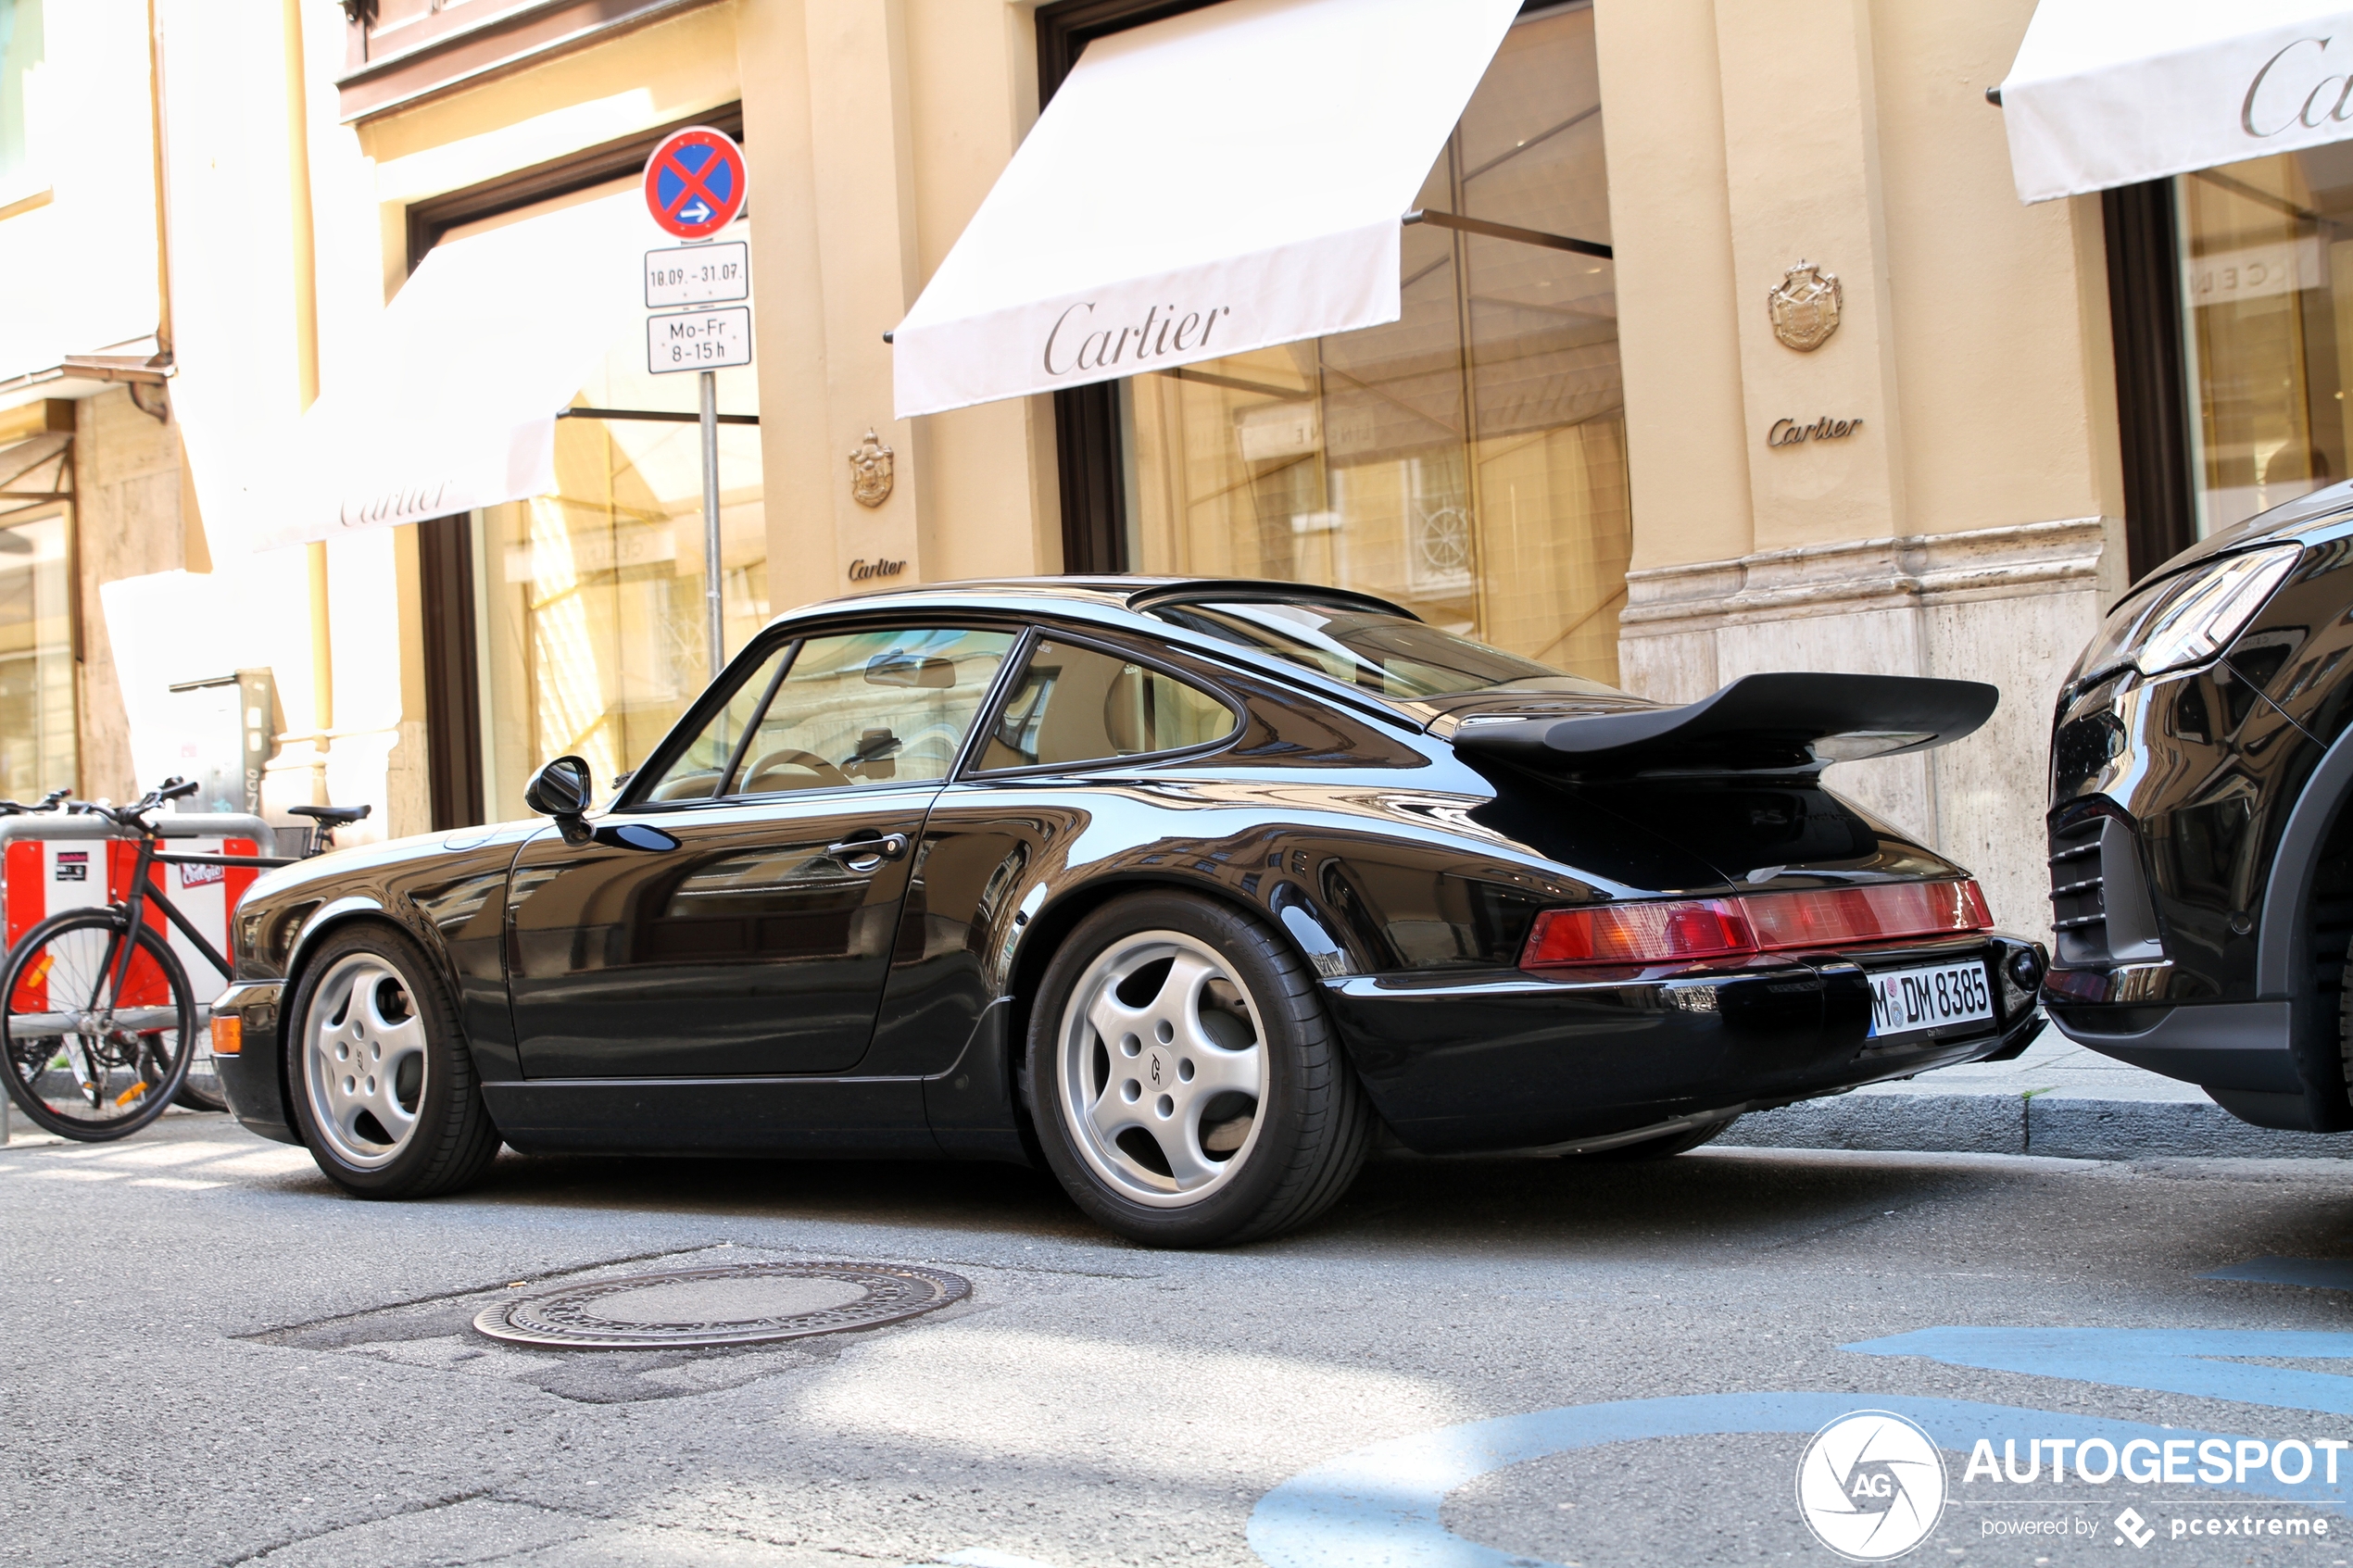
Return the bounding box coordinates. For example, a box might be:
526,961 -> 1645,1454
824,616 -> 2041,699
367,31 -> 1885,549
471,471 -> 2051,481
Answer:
211,979 -> 299,1146
1325,934 -> 2043,1154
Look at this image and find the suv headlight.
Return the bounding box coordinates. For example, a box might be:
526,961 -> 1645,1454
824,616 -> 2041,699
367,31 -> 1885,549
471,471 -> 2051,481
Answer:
2070,544 -> 2302,686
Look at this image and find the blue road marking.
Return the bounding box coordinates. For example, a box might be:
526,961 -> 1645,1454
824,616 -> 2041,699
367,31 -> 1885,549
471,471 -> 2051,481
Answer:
2203,1256 -> 2353,1291
1851,1327 -> 2353,1414
1247,1392 -> 2347,1568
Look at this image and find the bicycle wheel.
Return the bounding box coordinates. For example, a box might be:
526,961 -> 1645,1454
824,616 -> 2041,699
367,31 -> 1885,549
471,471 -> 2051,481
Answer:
1,909 -> 196,1141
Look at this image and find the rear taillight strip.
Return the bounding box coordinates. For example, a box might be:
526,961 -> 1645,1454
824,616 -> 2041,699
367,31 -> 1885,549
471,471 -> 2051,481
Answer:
1520,880 -> 1992,969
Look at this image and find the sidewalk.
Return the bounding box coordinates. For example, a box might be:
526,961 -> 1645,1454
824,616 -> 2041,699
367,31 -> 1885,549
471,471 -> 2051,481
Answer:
1719,1024 -> 2353,1160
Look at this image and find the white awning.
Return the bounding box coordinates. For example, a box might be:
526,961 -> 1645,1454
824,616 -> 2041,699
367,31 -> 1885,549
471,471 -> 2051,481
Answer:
889,0 -> 1522,420
249,194 -> 647,551
2000,2 -> 2353,204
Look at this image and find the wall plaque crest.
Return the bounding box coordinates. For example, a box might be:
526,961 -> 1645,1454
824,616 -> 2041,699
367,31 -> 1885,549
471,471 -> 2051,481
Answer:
849,429 -> 895,508
1767,261 -> 1843,352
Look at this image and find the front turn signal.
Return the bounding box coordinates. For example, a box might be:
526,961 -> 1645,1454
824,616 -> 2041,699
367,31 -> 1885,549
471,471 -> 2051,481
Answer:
211,1015 -> 243,1056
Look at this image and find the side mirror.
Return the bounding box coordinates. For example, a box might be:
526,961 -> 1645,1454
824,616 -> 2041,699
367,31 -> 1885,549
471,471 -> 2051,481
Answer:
524,756 -> 594,843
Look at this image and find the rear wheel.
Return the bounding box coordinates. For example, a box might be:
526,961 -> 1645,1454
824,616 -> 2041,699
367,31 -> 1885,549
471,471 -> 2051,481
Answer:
285,925 -> 499,1198
0,909 -> 196,1142
1027,892 -> 1372,1248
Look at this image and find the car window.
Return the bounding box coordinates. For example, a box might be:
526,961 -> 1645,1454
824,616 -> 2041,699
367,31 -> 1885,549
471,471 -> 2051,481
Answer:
976,639 -> 1237,771
730,627 -> 1017,795
1148,599 -> 1626,700
640,640 -> 798,802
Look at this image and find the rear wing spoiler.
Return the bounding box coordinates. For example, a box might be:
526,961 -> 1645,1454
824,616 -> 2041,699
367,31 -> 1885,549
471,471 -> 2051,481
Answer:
1450,672 -> 1998,775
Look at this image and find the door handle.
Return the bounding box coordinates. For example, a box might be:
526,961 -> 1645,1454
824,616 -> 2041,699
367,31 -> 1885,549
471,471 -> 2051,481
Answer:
825,832 -> 910,869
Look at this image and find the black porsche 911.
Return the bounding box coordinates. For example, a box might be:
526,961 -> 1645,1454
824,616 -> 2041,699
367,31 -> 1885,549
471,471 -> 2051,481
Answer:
212,577 -> 2043,1246
2045,480 -> 2353,1134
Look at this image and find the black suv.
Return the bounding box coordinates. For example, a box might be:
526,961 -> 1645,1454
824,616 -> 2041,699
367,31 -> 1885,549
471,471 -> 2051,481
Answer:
2047,480 -> 2353,1132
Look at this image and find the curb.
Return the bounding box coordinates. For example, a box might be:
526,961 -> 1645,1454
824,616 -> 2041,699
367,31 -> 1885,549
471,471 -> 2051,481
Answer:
1718,1089 -> 2353,1160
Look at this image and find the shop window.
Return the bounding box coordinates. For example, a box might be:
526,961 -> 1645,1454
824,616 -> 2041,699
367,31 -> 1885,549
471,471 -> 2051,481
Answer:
0,0 -> 43,197
1102,3 -> 1628,683
2176,147 -> 2353,537
0,512 -> 76,797
474,369 -> 767,817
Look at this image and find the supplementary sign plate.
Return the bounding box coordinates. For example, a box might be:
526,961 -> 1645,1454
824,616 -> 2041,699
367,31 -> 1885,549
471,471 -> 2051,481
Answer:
1865,960 -> 1993,1039
646,241 -> 749,307
648,307 -> 752,374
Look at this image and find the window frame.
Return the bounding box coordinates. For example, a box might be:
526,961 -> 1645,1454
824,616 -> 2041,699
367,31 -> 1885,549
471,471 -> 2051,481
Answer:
961,626 -> 1247,781
338,0 -> 722,125
615,620 -> 1036,812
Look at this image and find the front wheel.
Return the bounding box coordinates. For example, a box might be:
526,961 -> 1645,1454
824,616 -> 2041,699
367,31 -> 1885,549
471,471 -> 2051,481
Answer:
1026,892 -> 1373,1248
0,909 -> 196,1141
284,924 -> 500,1198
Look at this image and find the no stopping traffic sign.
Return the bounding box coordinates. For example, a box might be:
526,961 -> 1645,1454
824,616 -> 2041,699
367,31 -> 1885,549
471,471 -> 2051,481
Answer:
643,127 -> 747,239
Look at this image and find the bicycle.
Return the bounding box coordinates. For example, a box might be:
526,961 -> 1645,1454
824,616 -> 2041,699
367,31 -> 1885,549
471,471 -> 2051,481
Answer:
0,779 -> 368,1141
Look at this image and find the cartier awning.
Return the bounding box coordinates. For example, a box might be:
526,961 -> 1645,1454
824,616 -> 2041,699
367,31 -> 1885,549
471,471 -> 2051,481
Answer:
1999,1 -> 2353,203
888,0 -> 1523,419
249,194 -> 645,551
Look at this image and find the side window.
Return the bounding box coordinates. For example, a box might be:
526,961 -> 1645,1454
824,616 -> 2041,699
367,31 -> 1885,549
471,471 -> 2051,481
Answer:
732,627 -> 1016,795
978,639 -> 1237,771
640,640 -> 796,802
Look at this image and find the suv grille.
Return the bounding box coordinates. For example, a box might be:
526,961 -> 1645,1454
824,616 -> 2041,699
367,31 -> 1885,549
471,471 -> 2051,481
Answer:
2047,817 -> 2107,957
2047,809 -> 2164,968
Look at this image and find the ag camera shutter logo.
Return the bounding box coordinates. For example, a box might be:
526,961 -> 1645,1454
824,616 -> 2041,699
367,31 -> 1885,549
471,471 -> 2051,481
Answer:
1796,1411 -> 1947,1561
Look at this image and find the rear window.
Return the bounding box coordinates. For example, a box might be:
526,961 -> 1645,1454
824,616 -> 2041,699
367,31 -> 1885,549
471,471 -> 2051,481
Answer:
1147,600 -> 1625,701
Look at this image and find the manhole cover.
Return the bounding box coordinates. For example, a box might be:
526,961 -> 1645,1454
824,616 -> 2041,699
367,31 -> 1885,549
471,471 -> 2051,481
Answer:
472,1261 -> 970,1349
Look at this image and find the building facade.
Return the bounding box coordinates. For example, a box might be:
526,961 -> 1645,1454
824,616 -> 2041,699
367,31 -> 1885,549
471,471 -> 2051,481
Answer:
0,0 -> 2311,951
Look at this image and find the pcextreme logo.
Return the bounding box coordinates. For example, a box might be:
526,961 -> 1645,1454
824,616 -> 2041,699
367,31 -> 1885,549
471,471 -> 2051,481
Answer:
1796,1411 -> 1948,1561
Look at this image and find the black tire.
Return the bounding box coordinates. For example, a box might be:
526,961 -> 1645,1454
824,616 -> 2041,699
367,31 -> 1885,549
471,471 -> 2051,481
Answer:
283,923 -> 500,1198
1560,1115 -> 1740,1162
1026,891 -> 1372,1248
0,909 -> 196,1142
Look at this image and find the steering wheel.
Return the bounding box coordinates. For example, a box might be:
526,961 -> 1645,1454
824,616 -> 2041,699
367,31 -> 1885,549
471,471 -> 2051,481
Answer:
740,746 -> 852,793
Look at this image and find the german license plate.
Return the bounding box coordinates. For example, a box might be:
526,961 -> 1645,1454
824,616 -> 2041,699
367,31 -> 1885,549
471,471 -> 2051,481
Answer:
1866,960 -> 1994,1038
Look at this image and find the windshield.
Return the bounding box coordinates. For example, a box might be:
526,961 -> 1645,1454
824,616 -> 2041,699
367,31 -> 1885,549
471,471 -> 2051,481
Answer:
1148,600 -> 1626,700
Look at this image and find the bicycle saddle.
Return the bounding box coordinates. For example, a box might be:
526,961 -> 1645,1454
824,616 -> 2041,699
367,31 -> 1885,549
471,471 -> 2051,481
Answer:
288,804 -> 371,825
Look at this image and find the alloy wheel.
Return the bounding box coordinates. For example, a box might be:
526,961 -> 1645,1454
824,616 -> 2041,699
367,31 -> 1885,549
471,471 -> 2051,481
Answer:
302,953 -> 427,1170
1056,929 -> 1269,1207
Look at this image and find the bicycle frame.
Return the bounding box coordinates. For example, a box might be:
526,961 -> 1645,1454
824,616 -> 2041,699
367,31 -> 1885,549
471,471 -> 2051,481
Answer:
97,832 -> 294,1010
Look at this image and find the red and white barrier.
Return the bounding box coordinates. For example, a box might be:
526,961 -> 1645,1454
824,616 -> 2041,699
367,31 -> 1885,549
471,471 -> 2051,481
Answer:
1,822 -> 268,1010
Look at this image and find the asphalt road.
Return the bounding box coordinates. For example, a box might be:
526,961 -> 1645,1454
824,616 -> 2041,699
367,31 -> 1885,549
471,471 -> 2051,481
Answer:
8,1112 -> 2353,1568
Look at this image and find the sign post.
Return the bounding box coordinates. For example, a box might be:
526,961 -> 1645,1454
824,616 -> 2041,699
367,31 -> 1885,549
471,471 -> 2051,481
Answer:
641,128 -> 750,680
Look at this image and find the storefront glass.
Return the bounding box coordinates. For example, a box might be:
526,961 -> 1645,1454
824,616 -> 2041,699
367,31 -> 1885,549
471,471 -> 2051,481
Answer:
471,215 -> 764,813
2177,145 -> 2353,535
1117,1 -> 1626,681
0,510 -> 76,797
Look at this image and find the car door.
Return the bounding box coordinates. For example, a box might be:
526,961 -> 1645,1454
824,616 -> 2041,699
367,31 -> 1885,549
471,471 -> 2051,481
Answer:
506,624 -> 1020,1078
